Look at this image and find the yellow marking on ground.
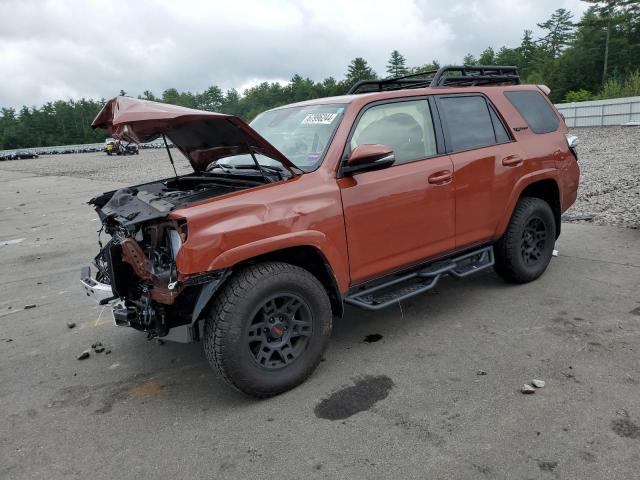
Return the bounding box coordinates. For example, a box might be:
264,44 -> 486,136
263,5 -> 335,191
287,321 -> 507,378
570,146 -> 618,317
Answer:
79,317 -> 112,328
128,381 -> 165,398
79,305 -> 111,328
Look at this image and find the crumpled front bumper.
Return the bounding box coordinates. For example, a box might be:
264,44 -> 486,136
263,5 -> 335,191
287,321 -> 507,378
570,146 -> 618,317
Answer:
80,266 -> 115,304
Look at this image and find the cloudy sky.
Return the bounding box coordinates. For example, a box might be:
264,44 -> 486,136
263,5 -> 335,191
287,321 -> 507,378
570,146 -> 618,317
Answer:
0,0 -> 589,108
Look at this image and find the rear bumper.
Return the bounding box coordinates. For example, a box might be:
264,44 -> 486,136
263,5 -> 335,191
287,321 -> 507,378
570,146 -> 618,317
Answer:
80,266 -> 114,304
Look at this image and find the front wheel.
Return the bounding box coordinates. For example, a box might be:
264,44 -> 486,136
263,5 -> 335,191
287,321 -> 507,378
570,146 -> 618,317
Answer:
494,197 -> 556,284
203,262 -> 332,397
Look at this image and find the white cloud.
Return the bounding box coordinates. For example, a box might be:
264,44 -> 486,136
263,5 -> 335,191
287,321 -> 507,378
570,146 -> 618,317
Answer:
0,0 -> 589,108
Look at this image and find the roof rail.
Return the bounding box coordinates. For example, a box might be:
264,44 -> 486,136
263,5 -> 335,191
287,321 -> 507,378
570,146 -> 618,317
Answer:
347,65 -> 520,95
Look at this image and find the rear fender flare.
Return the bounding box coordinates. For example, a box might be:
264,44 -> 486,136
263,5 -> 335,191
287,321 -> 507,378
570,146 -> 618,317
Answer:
494,169 -> 560,239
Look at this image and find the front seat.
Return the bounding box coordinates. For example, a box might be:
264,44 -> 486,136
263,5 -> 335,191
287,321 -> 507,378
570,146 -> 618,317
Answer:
355,113 -> 426,161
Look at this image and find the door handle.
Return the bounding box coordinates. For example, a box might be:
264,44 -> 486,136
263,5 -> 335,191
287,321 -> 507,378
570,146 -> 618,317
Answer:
428,170 -> 453,184
502,155 -> 523,167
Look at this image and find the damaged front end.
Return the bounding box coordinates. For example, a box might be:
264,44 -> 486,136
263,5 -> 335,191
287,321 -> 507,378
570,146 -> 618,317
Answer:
81,96 -> 297,342
81,179 -> 236,342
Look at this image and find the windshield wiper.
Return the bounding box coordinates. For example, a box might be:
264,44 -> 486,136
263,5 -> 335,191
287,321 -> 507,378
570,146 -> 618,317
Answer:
217,163 -> 285,180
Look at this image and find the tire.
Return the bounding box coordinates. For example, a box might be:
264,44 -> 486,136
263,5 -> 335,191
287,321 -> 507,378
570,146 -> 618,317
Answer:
203,262 -> 332,397
494,197 -> 556,284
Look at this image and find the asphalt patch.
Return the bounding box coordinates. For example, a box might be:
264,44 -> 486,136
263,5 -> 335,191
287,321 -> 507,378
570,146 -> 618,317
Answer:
314,375 -> 394,420
363,334 -> 383,343
611,418 -> 640,439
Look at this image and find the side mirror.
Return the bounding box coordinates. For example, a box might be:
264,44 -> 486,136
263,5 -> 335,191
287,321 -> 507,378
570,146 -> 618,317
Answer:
343,144 -> 395,175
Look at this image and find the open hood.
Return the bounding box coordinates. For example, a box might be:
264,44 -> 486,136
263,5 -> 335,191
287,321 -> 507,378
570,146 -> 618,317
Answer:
92,96 -> 297,172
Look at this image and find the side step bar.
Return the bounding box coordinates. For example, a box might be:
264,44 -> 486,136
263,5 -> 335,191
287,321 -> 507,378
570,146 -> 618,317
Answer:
345,246 -> 494,310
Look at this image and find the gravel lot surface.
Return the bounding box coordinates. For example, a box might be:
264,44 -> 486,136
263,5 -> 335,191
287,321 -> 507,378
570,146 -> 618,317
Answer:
1,126 -> 637,228
562,126 -> 639,229
1,169 -> 639,480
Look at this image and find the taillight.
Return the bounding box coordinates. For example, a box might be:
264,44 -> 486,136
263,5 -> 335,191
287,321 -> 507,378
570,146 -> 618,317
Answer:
565,133 -> 578,160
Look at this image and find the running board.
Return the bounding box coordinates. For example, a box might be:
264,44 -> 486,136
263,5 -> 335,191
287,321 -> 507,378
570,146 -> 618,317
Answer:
345,246 -> 494,310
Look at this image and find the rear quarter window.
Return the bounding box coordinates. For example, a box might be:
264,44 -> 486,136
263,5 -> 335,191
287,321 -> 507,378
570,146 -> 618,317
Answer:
504,91 -> 559,134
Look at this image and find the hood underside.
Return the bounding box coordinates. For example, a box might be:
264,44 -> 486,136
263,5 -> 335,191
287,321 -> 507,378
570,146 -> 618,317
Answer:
92,96 -> 296,172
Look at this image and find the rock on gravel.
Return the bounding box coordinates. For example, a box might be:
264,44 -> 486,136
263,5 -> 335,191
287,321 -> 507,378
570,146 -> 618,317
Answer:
77,350 -> 90,360
521,384 -> 536,394
532,379 -> 546,388
563,126 -> 640,229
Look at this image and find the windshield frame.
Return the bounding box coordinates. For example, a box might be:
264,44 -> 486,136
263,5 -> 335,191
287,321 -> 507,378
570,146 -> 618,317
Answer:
249,103 -> 347,173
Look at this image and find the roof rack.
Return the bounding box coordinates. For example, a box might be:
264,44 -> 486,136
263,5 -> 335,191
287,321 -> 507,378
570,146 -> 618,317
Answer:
347,65 -> 520,95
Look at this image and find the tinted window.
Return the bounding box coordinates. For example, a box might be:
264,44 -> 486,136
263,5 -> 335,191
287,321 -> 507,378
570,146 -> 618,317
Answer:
504,91 -> 559,134
351,100 -> 437,164
490,107 -> 511,143
439,96 -> 496,151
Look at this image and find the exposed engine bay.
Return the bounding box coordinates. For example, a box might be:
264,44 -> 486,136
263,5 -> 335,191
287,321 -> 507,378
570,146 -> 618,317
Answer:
87,174 -> 258,338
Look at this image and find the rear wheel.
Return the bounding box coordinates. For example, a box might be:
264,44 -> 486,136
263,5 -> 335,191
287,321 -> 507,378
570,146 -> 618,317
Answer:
494,197 -> 556,284
203,262 -> 332,397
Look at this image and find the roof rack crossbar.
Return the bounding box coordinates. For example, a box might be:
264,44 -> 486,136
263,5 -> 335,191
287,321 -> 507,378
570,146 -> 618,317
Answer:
347,65 -> 520,94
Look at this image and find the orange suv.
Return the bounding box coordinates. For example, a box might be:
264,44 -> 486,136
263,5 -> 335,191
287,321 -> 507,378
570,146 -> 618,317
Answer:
81,66 -> 580,397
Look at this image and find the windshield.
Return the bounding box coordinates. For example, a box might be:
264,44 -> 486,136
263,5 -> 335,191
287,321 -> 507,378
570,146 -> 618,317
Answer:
249,104 -> 346,172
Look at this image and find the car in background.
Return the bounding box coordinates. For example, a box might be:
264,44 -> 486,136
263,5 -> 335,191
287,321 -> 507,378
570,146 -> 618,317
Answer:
2,151 -> 39,160
105,138 -> 139,155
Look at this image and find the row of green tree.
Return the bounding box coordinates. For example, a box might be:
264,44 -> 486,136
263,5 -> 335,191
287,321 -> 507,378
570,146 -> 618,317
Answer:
1,0 -> 639,150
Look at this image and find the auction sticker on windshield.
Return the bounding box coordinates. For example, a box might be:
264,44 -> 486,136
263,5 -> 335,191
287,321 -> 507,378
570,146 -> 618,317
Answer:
301,112 -> 338,125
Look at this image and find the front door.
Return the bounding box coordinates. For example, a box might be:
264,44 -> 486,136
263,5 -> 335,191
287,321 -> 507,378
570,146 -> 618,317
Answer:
337,99 -> 456,284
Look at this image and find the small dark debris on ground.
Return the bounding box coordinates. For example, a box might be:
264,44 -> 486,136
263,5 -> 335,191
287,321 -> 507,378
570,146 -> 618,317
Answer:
77,350 -> 90,360
24,304 -> 36,310
95,346 -> 105,353
364,334 -> 383,343
66,322 -> 76,329
476,370 -> 487,376
105,349 -> 111,355
538,461 -> 558,472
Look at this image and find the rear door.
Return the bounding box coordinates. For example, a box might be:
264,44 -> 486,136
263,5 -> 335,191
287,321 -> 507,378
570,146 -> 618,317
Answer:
436,94 -> 525,248
337,98 -> 456,284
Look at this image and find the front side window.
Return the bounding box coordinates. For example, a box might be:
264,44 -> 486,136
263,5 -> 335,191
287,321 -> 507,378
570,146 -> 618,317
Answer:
438,95 -> 498,152
350,100 -> 438,165
504,90 -> 559,134
250,104 -> 346,172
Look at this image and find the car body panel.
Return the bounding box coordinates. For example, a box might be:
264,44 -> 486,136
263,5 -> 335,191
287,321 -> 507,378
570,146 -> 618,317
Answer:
170,169 -> 351,291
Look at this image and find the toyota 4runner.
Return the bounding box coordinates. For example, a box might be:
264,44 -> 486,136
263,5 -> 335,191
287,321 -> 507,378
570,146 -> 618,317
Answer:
81,66 -> 580,397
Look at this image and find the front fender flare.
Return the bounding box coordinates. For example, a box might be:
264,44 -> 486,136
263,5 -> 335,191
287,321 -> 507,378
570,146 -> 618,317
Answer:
206,230 -> 349,292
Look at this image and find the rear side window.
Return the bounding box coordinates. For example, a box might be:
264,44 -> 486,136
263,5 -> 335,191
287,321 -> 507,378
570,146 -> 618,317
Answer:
438,95 -> 499,152
504,91 -> 559,134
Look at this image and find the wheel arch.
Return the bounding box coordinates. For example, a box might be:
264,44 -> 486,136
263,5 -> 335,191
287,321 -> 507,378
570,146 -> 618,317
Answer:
497,173 -> 562,240
237,245 -> 344,318
519,179 -> 561,238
